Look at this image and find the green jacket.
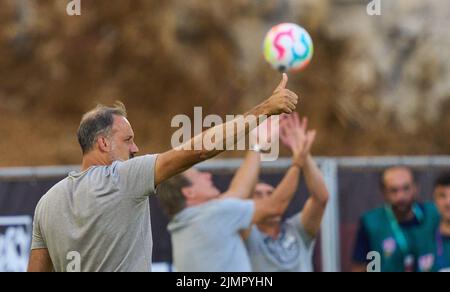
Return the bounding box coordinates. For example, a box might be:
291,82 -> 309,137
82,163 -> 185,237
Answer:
362,202 -> 439,272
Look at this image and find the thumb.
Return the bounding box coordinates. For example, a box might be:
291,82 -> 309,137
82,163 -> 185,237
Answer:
274,73 -> 288,93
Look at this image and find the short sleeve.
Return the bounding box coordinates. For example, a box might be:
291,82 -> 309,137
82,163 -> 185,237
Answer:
287,212 -> 315,248
244,226 -> 262,252
31,200 -> 47,250
112,154 -> 158,199
246,226 -> 262,244
212,199 -> 255,233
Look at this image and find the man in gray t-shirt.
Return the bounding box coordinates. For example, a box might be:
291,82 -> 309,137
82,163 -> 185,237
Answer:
28,76 -> 300,272
31,155 -> 158,272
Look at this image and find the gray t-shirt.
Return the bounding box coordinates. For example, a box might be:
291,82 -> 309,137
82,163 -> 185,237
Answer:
167,198 -> 255,272
31,155 -> 158,272
245,212 -> 315,272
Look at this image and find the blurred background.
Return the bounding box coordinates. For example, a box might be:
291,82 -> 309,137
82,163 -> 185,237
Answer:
0,0 -> 449,166
0,0 -> 449,272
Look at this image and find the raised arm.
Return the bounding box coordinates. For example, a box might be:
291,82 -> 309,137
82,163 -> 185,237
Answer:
223,117 -> 281,199
154,74 -> 299,186
301,155 -> 329,237
222,151 -> 261,199
252,113 -> 315,224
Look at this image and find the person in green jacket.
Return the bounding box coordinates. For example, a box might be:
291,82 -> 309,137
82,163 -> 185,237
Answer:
351,166 -> 439,272
413,173 -> 450,272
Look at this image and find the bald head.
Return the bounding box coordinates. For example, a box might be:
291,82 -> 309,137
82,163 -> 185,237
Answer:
381,167 -> 417,215
382,167 -> 415,189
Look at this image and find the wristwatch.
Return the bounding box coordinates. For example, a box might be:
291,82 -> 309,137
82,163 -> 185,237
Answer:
252,144 -> 263,153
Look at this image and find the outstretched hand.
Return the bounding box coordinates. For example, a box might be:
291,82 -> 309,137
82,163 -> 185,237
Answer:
279,113 -> 316,167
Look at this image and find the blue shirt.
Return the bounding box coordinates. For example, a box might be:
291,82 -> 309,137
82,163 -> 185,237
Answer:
168,198 -> 255,272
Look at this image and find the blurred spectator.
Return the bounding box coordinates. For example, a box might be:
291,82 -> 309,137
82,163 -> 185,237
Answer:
413,173 -> 450,272
243,114 -> 329,272
351,167 -> 439,272
157,114 -> 316,272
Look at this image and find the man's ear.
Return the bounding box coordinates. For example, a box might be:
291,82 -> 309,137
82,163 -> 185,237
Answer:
97,136 -> 110,153
181,186 -> 193,199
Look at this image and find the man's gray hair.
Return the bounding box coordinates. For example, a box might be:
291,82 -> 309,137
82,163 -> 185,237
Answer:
77,101 -> 127,154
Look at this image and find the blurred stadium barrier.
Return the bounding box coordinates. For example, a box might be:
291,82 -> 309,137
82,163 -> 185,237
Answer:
1,156 -> 450,272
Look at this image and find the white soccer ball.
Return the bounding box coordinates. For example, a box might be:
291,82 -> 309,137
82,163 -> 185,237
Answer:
263,23 -> 314,73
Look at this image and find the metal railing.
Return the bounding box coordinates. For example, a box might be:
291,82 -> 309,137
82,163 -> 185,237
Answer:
3,156 -> 450,179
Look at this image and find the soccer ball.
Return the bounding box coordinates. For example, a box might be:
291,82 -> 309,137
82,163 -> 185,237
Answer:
263,23 -> 314,73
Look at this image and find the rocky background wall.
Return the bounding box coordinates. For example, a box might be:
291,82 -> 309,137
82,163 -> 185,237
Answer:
0,0 -> 449,166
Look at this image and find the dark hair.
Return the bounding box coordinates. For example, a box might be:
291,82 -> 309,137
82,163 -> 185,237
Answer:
157,174 -> 191,219
434,173 -> 450,189
77,101 -> 127,154
380,166 -> 417,190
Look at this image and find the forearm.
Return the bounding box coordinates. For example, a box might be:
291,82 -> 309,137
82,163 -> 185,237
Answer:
253,165 -> 301,224
176,103 -> 269,158
303,155 -> 329,206
225,151 -> 261,199
268,165 -> 301,214
155,104 -> 270,185
300,155 -> 329,237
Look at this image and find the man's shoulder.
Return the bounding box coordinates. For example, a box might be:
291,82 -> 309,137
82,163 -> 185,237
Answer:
69,165 -> 111,180
283,213 -> 316,244
219,197 -> 247,203
35,177 -> 71,210
112,154 -> 158,169
191,198 -> 254,220
179,199 -> 236,217
46,176 -> 71,195
212,197 -> 251,208
360,206 -> 387,229
189,199 -> 231,216
244,225 -> 261,241
421,201 -> 438,215
286,211 -> 302,224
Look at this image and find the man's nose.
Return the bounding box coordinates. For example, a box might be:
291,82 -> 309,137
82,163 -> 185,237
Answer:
131,143 -> 139,154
